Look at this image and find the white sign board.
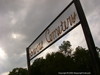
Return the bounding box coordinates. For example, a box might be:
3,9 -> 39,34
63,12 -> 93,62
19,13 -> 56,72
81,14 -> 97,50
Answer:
29,3 -> 79,59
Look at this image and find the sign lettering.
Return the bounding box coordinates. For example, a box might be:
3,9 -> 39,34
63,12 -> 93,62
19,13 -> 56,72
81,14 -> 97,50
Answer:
29,4 -> 79,59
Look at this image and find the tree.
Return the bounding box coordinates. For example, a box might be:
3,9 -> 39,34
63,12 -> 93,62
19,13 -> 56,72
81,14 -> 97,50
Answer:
31,52 -> 74,75
59,41 -> 72,56
96,46 -> 100,57
9,68 -> 28,75
8,41 -> 99,75
73,46 -> 92,72
30,41 -> 96,75
31,57 -> 45,75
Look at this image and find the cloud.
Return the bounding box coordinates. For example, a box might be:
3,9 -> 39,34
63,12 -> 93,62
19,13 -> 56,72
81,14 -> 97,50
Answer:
1,72 -> 9,75
0,0 -> 33,74
0,47 -> 7,60
87,8 -> 100,47
81,0 -> 100,15
11,32 -> 26,41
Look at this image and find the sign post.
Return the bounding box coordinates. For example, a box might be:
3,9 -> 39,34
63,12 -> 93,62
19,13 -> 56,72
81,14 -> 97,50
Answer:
26,0 -> 100,75
26,47 -> 31,75
73,0 -> 100,74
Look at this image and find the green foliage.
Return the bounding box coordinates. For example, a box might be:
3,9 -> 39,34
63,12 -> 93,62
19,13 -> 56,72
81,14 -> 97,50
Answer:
8,68 -> 28,75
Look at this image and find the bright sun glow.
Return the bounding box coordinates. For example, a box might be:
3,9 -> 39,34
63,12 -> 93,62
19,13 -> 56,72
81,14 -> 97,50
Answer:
0,48 -> 7,60
11,33 -> 25,40
12,33 -> 17,39
1,72 -> 9,75
12,33 -> 21,39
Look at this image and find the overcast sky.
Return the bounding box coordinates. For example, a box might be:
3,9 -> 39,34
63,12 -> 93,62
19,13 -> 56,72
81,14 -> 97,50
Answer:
0,0 -> 100,75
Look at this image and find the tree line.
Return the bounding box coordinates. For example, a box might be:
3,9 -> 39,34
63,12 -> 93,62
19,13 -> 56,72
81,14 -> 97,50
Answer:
8,41 -> 100,75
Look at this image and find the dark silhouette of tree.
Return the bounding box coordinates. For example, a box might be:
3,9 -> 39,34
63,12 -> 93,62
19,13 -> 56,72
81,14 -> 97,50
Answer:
31,57 -> 45,75
8,68 -> 28,75
96,46 -> 100,57
31,52 -> 75,75
30,41 -> 95,75
59,41 -> 72,56
9,41 -> 100,75
73,46 -> 92,72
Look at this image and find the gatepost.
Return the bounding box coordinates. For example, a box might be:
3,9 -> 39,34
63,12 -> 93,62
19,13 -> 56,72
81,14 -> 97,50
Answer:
26,47 -> 31,75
